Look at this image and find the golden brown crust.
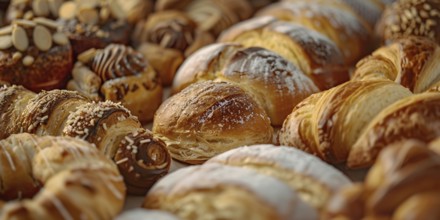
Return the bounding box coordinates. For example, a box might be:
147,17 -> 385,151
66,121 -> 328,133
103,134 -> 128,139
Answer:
153,81 -> 273,164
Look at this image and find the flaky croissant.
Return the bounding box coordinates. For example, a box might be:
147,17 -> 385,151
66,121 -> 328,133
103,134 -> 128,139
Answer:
0,85 -> 171,195
352,36 -> 440,93
279,80 -> 412,167
325,139 -> 440,220
0,133 -> 125,220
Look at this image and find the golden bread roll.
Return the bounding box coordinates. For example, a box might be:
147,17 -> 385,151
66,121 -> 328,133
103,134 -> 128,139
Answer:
279,80 -> 412,165
206,144 -> 352,212
58,0 -> 131,56
172,43 -> 320,126
352,36 -> 440,93
218,16 -> 349,90
143,163 -> 318,220
348,92 -> 440,168
0,18 -> 72,91
0,85 -> 171,195
325,140 -> 440,219
155,0 -> 253,36
153,81 -> 273,164
257,1 -> 373,65
0,133 -> 125,219
67,44 -> 163,123
376,0 -> 440,44
116,0 -> 153,24
116,209 -> 180,220
132,11 -> 214,85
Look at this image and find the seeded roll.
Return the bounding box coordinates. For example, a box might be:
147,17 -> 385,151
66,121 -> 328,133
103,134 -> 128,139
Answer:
58,0 -> 131,56
219,16 -> 349,90
172,43 -> 320,126
5,0 -> 64,23
0,85 -> 171,195
0,17 -> 72,91
133,11 -> 214,85
153,81 -> 273,164
67,44 -> 163,123
377,0 -> 440,44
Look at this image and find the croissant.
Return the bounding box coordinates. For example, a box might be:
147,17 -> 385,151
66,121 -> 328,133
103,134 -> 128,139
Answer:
279,80 -> 412,166
155,0 -> 253,37
256,1 -> 373,65
325,139 -> 440,219
218,16 -> 349,90
67,44 -> 163,123
376,0 -> 440,45
172,43 -> 320,126
132,11 -> 214,85
0,133 -> 125,220
352,36 -> 440,93
0,85 -> 171,195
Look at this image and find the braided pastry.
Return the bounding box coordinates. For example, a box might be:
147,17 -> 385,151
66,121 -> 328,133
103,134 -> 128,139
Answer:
67,44 -> 163,123
0,85 -> 171,195
279,80 -> 412,166
352,36 -> 440,93
218,16 -> 349,90
172,43 -> 320,126
0,133 -> 125,219
325,139 -> 440,219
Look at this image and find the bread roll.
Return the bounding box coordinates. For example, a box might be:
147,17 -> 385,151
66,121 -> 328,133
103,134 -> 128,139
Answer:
143,163 -> 318,220
153,81 -> 273,164
172,43 -> 320,126
219,16 -> 349,90
206,144 -> 352,212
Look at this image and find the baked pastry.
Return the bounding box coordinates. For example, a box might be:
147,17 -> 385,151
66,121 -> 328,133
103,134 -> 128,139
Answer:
206,144 -> 352,213
257,1 -> 373,65
325,140 -> 440,219
116,0 -> 153,24
0,85 -> 171,195
153,81 -> 273,164
58,0 -> 131,56
279,80 -> 412,165
172,43 -> 320,126
352,36 -> 440,93
143,163 -> 318,220
133,11 -> 214,85
5,0 -> 64,23
376,0 -> 440,44
155,0 -> 253,36
116,209 -> 180,220
67,44 -> 163,123
0,133 -> 125,219
0,17 -> 72,91
218,16 -> 349,90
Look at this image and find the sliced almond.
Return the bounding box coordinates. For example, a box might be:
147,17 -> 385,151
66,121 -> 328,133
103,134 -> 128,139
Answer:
12,52 -> 23,61
77,48 -> 97,63
48,0 -> 63,16
0,26 -> 12,36
78,8 -> 99,25
53,32 -> 69,45
32,0 -> 50,16
23,11 -> 34,20
33,25 -> 52,51
13,19 -> 37,27
33,17 -> 60,29
12,25 -> 29,51
59,1 -> 77,20
99,7 -> 110,21
108,0 -> 125,20
22,55 -> 35,66
0,35 -> 13,50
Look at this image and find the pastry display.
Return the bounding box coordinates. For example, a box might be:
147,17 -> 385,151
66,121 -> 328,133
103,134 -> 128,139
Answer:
153,81 -> 273,164
132,11 -> 214,85
0,85 -> 171,195
143,163 -> 319,220
0,133 -> 125,219
325,140 -> 440,219
67,44 -> 163,123
172,43 -> 320,126
0,17 -> 72,91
